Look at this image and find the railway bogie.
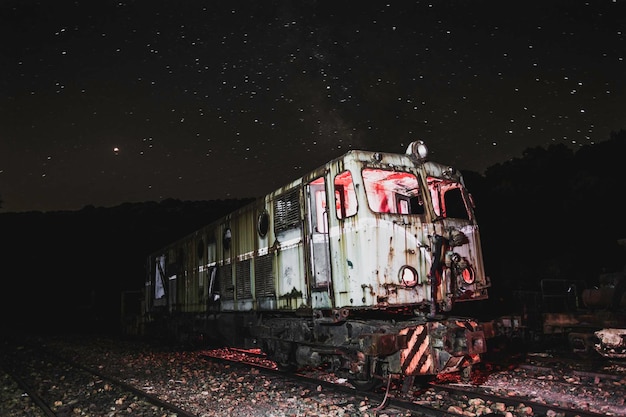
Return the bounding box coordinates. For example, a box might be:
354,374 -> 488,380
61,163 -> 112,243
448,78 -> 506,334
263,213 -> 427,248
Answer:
141,140 -> 490,385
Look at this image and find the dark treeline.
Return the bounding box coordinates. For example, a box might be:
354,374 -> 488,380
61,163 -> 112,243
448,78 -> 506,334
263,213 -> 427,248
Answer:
1,130 -> 625,334
464,130 -> 626,319
0,198 -> 252,334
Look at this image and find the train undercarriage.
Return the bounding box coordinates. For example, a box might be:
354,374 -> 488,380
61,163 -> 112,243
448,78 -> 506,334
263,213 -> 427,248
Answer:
256,315 -> 485,387
152,308 -> 487,389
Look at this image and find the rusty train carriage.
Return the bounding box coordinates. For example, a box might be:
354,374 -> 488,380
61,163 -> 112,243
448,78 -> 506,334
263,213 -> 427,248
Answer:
143,141 -> 490,386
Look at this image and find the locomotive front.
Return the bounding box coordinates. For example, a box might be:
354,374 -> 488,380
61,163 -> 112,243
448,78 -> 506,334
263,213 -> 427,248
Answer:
262,140 -> 490,386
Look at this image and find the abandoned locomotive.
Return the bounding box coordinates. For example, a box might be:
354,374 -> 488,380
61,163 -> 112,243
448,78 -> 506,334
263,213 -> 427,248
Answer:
142,140 -> 490,387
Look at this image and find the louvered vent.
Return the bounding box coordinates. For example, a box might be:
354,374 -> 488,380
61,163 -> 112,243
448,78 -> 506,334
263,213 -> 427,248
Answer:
236,259 -> 252,299
255,254 -> 275,297
219,264 -> 234,300
274,188 -> 300,232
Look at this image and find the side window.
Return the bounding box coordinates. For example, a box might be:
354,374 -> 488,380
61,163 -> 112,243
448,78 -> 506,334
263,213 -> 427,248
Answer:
362,168 -> 422,214
428,178 -> 469,220
334,170 -> 358,219
154,255 -> 166,299
308,177 -> 328,233
443,187 -> 469,219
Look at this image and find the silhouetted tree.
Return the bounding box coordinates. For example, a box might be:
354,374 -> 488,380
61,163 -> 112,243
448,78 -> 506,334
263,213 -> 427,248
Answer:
475,131 -> 626,315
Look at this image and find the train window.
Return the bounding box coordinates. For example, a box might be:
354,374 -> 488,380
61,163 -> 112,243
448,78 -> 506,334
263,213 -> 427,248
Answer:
334,170 -> 357,219
307,177 -> 328,234
397,197 -> 410,214
154,255 -> 166,300
257,209 -> 269,237
362,168 -> 422,214
314,189 -> 328,233
444,188 -> 469,219
428,178 -> 469,220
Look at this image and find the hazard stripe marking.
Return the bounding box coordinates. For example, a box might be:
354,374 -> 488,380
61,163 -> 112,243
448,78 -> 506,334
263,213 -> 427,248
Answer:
400,325 -> 432,375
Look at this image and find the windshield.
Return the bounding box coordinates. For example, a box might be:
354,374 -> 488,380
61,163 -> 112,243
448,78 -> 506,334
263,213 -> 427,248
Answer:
428,177 -> 470,220
362,168 -> 424,214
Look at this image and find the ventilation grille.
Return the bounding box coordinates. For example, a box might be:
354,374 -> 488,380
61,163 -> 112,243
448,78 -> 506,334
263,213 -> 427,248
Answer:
236,259 -> 252,299
274,188 -> 300,232
218,264 -> 234,300
255,254 -> 275,297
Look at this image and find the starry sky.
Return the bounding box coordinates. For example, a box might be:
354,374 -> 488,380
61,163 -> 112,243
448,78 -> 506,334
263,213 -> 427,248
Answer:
1,0 -> 625,213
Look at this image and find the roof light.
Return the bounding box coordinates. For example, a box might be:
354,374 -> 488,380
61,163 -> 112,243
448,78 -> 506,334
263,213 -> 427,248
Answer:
405,140 -> 428,160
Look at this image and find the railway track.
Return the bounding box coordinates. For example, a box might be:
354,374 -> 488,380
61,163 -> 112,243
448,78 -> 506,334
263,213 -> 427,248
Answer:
431,382 -> 615,417
201,347 -> 464,417
2,335 -> 399,417
201,347 -> 626,417
0,338 -> 198,417
2,335 -> 624,417
436,353 -> 626,417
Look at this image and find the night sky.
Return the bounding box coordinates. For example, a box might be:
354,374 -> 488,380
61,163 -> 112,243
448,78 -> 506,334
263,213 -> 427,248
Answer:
2,0 -> 624,213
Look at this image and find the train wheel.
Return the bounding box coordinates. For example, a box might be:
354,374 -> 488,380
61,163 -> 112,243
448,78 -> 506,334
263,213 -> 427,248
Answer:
350,376 -> 382,391
348,358 -> 383,391
262,339 -> 298,372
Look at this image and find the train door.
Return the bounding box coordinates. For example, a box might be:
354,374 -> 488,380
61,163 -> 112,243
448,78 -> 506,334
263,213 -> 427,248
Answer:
306,177 -> 333,309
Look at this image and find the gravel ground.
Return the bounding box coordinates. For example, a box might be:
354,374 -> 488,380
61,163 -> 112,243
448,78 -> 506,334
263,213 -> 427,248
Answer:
1,334 -> 407,417
3,334 -> 626,417
0,369 -> 48,417
478,360 -> 626,416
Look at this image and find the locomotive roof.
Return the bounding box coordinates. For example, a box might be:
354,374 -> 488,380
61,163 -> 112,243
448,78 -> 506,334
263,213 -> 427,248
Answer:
148,143 -> 463,254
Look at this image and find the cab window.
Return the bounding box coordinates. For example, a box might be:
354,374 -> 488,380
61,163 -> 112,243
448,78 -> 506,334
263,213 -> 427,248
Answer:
334,170 -> 358,219
362,168 -> 423,214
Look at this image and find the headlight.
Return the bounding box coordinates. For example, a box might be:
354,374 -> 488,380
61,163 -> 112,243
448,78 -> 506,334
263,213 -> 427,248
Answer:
461,266 -> 475,284
399,265 -> 419,287
405,140 -> 428,160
